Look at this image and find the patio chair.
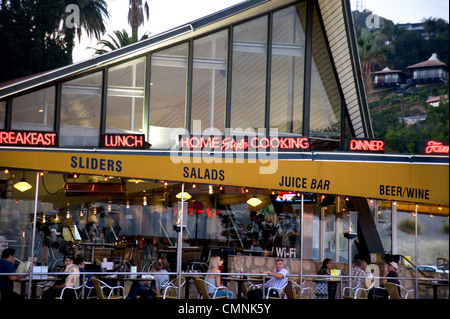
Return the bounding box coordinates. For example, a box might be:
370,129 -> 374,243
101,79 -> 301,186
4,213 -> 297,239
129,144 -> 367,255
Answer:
385,282 -> 414,299
266,281 -> 288,299
91,277 -> 124,299
157,276 -> 186,299
56,284 -> 84,299
342,282 -> 363,299
354,280 -> 376,299
286,278 -> 313,299
193,277 -> 228,299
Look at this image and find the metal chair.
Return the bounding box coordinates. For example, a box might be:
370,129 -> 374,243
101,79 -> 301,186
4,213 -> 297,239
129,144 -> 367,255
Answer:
342,282 -> 363,299
188,247 -> 211,272
157,276 -> 186,299
91,277 -> 124,299
193,277 -> 228,299
354,280 -> 376,299
56,283 -> 84,299
266,281 -> 288,299
385,282 -> 414,299
286,278 -> 313,299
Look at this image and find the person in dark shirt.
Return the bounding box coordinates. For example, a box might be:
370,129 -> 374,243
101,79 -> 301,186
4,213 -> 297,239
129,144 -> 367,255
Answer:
0,248 -> 27,299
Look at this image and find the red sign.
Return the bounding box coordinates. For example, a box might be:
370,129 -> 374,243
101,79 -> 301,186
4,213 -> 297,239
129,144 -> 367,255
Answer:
101,133 -> 146,149
0,130 -> 58,147
178,135 -> 310,152
347,138 -> 384,153
418,140 -> 449,155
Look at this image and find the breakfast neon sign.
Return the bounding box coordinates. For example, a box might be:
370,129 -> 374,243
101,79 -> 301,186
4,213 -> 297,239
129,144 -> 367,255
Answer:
0,130 -> 58,147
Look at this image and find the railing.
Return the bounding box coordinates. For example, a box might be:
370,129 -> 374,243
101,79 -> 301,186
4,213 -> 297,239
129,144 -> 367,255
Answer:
8,268 -> 449,299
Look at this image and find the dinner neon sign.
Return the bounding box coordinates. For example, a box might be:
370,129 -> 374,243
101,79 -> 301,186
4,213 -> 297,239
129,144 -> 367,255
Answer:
347,138 -> 384,153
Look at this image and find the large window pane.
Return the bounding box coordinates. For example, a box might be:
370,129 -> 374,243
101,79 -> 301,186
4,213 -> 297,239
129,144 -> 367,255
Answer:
60,72 -> 102,147
191,30 -> 228,133
310,5 -> 341,139
0,100 -> 5,129
11,87 -> 55,131
0,170 -> 37,264
106,57 -> 146,134
149,44 -> 188,149
231,16 -> 267,130
270,5 -> 306,134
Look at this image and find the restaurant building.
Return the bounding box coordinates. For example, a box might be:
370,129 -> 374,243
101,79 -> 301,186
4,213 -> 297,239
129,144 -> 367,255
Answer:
0,0 -> 448,288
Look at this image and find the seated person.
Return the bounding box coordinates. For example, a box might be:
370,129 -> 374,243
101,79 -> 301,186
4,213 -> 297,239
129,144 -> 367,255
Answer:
0,248 -> 27,300
369,261 -> 400,299
247,258 -> 288,299
42,254 -> 76,299
127,261 -> 168,299
74,256 -> 93,295
205,256 -> 233,299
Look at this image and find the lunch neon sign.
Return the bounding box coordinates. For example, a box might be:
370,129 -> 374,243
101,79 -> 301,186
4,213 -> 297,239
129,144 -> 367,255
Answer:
0,130 -> 58,147
101,133 -> 146,149
178,135 -> 310,152
347,138 -> 384,153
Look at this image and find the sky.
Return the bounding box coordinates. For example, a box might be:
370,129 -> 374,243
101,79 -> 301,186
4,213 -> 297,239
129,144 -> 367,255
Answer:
72,0 -> 450,63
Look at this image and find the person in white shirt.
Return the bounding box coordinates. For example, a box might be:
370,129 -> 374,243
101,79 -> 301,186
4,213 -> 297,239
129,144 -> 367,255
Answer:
247,258 -> 289,299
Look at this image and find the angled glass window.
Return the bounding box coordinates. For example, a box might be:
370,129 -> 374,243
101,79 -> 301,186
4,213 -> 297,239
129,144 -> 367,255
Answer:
149,43 -> 188,149
231,16 -> 267,131
60,72 -> 102,147
11,86 -> 55,131
191,30 -> 228,133
309,5 -> 341,140
270,4 -> 306,135
106,57 -> 146,134
0,100 -> 5,129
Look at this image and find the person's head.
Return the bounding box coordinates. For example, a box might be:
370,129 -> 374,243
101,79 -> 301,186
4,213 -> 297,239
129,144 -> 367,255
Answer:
74,256 -> 85,268
63,254 -> 74,267
152,261 -> 162,272
1,248 -> 15,261
250,211 -> 258,222
322,258 -> 333,269
275,259 -> 285,271
157,255 -> 170,271
353,259 -> 363,269
209,256 -> 222,269
387,261 -> 398,272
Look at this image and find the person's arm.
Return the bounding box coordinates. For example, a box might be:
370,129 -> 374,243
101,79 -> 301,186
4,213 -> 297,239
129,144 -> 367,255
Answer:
266,270 -> 284,279
8,274 -> 27,281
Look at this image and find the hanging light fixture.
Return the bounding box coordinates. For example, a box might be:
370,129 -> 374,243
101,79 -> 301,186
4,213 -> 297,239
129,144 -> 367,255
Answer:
176,191 -> 191,201
14,172 -> 32,192
247,196 -> 262,207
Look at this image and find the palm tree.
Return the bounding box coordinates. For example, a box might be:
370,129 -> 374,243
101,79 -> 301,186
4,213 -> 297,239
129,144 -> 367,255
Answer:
357,28 -> 392,92
93,29 -> 150,55
128,0 -> 150,38
63,0 -> 110,58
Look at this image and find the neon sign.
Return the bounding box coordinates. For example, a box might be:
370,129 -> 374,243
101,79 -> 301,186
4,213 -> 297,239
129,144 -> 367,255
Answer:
347,138 -> 384,153
178,135 -> 310,152
0,130 -> 58,147
101,133 -> 146,149
418,140 -> 449,155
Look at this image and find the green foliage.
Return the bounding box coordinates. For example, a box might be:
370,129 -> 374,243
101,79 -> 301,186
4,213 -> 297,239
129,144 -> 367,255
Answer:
0,0 -> 109,83
398,218 -> 421,235
370,84 -> 449,153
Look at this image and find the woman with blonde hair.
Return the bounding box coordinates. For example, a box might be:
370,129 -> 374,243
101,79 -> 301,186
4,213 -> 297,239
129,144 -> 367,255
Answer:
204,256 -> 233,299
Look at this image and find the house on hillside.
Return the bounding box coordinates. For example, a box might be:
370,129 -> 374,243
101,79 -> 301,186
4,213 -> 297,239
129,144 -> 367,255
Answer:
426,95 -> 449,107
373,67 -> 406,88
407,53 -> 448,84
